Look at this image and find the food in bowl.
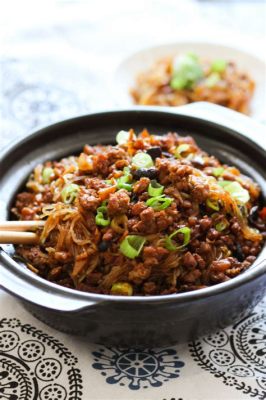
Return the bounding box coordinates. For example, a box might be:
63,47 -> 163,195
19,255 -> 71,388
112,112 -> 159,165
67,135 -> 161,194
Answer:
130,52 -> 255,114
13,130 -> 265,296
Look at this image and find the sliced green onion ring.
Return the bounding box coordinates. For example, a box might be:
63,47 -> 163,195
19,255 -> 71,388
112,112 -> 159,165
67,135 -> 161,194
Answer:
205,72 -> 220,88
211,59 -> 227,73
117,175 -> 133,191
206,198 -> 220,211
42,167 -> 54,184
146,195 -> 173,211
111,282 -> 133,296
175,144 -> 190,158
95,204 -> 110,226
132,152 -> 154,169
61,183 -> 80,204
148,180 -> 164,197
116,130 -> 132,145
119,235 -> 146,259
165,227 -> 191,251
215,219 -> 229,232
218,180 -> 250,204
213,167 -> 225,177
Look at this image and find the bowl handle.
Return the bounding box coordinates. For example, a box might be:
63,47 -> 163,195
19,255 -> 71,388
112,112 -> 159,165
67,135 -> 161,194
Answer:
0,248 -> 98,312
163,102 -> 266,150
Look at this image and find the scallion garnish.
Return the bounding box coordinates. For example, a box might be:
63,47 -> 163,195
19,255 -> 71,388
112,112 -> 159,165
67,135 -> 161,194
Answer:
119,235 -> 146,259
211,59 -> 227,73
165,227 -> 191,251
132,152 -> 154,169
111,282 -> 133,296
206,198 -> 220,211
170,53 -> 203,90
175,144 -> 190,158
61,183 -> 79,204
205,72 -> 220,88
146,195 -> 173,211
218,180 -> 250,204
116,130 -> 131,145
213,167 -> 225,177
117,175 -> 133,191
215,219 -> 229,232
95,204 -> 110,227
148,180 -> 164,197
42,167 -> 54,184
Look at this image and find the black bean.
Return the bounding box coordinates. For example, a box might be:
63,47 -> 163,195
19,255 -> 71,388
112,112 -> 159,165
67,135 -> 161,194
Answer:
132,168 -> 158,180
131,193 -> 138,203
146,146 -> 162,159
98,241 -> 110,252
233,243 -> 245,262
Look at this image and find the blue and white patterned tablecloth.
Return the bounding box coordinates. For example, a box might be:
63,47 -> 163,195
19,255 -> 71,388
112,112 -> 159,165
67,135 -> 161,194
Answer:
1,1 -> 266,399
0,291 -> 265,400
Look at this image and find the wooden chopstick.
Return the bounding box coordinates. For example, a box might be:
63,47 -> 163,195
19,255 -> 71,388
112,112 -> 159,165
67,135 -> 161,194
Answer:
0,231 -> 39,244
0,221 -> 45,231
0,220 -> 45,245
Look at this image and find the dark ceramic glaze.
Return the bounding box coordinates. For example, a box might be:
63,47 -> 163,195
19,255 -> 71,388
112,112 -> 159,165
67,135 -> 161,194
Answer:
0,108 -> 265,346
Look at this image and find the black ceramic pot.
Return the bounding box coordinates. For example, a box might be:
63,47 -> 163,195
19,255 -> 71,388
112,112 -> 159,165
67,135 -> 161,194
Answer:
0,103 -> 265,346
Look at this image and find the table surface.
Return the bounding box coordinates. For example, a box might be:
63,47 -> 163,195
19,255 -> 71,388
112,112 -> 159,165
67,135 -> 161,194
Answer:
0,1 -> 266,399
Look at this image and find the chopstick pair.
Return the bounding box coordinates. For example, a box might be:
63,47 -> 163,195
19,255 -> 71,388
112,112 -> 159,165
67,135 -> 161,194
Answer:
0,221 -> 45,244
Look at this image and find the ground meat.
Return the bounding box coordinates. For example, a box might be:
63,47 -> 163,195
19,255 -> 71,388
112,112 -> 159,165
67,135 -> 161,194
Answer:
107,189 -> 130,216
79,189 -> 100,211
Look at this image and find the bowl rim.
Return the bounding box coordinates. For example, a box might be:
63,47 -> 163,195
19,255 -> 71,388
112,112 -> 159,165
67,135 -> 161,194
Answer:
0,107 -> 265,305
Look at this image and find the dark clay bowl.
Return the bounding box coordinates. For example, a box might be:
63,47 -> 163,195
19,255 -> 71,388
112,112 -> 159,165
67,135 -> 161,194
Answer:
0,105 -> 265,346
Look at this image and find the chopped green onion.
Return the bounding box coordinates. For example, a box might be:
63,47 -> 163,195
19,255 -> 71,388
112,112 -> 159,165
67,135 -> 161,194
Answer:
111,282 -> 133,296
146,195 -> 173,211
42,167 -> 54,184
175,144 -> 190,158
104,179 -> 113,185
215,219 -> 229,232
205,72 -> 221,88
213,167 -> 225,177
218,180 -> 250,204
117,175 -> 133,191
116,130 -> 131,145
165,227 -> 191,251
211,59 -> 227,73
61,183 -> 79,204
95,204 -> 110,226
123,166 -> 131,175
119,235 -> 146,259
132,152 -> 154,169
170,53 -> 204,90
148,180 -> 164,197
206,198 -> 220,211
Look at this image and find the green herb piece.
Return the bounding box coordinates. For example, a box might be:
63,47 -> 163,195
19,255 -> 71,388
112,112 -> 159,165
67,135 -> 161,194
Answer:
117,175 -> 133,191
206,72 -> 221,88
116,130 -> 130,145
95,204 -> 110,226
42,167 -> 54,184
211,59 -> 227,73
119,235 -> 146,259
111,282 -> 133,296
148,180 -> 164,197
213,167 -> 225,177
215,219 -> 229,232
61,183 -> 80,204
132,152 -> 154,169
175,144 -> 190,158
146,195 -> 173,211
218,180 -> 250,204
170,53 -> 204,90
206,198 -> 220,211
165,227 -> 191,251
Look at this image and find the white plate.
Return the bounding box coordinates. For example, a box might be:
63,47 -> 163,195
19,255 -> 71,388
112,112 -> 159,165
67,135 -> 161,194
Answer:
113,42 -> 266,121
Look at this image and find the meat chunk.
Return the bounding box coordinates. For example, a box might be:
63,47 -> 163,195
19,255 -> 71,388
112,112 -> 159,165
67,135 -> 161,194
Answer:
107,189 -> 130,216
